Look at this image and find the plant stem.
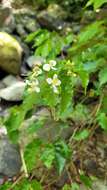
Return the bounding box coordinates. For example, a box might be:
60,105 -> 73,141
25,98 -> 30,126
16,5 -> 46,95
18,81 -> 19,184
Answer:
20,146 -> 29,178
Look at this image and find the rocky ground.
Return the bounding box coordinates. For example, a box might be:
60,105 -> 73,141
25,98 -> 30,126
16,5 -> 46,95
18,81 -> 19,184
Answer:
0,0 -> 107,189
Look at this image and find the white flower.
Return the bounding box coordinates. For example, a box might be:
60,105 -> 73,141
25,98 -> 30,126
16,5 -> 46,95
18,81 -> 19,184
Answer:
27,79 -> 40,93
43,60 -> 57,71
26,80 -> 31,86
46,74 -> 61,93
33,79 -> 40,93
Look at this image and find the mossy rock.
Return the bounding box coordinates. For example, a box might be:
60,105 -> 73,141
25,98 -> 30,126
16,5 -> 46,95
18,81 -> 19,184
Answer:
0,32 -> 22,74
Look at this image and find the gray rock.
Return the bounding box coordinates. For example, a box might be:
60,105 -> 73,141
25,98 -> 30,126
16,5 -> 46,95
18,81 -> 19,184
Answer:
47,4 -> 67,20
0,6 -> 15,33
37,5 -> 68,31
15,24 -> 27,38
72,22 -> 82,34
2,75 -> 19,87
26,55 -> 45,69
0,137 -> 21,177
24,17 -> 40,33
81,10 -> 96,25
0,81 -> 25,101
14,9 -> 40,35
0,32 -> 22,75
0,81 -> 5,89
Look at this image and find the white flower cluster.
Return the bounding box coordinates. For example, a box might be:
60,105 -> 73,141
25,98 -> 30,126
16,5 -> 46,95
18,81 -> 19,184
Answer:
43,60 -> 61,93
43,60 -> 57,71
46,74 -> 61,94
26,79 -> 40,93
26,59 -> 61,94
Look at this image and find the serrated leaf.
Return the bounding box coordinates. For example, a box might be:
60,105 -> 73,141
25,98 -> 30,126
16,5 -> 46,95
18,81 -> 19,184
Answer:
79,70 -> 89,93
26,119 -> 45,134
73,129 -> 89,141
24,139 -> 42,171
78,21 -> 104,46
25,30 -> 42,43
41,144 -> 55,169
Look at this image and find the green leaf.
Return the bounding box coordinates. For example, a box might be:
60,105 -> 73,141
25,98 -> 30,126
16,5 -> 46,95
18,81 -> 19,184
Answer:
78,21 -> 104,46
41,144 -> 55,169
34,30 -> 50,47
24,139 -> 42,171
41,82 -> 58,107
101,96 -> 107,114
13,179 -> 43,190
99,67 -> 107,86
83,59 -> 104,74
5,106 -> 25,132
80,174 -> 92,188
30,180 -> 43,190
0,182 -> 11,190
4,92 -> 38,143
62,184 -> 71,190
86,0 -> 107,9
26,118 -> 45,134
97,112 -> 107,131
62,183 -> 79,190
71,104 -> 90,123
25,31 -> 39,43
79,70 -> 89,93
54,140 -> 71,174
64,33 -> 74,44
71,182 -> 80,190
73,129 -> 89,141
58,71 -> 74,119
55,152 -> 66,174
55,140 -> 71,158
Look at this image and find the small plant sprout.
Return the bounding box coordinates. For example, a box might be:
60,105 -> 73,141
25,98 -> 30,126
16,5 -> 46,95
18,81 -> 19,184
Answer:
26,79 -> 40,93
43,60 -> 57,71
46,74 -> 61,93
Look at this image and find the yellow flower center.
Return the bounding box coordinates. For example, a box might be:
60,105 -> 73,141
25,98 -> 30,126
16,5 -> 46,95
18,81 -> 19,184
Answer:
52,78 -> 59,86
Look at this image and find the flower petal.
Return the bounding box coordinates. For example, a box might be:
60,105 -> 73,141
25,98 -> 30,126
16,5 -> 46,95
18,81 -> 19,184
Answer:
53,86 -> 58,93
51,67 -> 57,70
53,74 -> 58,79
35,79 -> 39,85
56,79 -> 61,86
43,64 -> 51,71
49,60 -> 57,67
26,80 -> 31,85
35,86 -> 40,93
46,78 -> 52,84
36,69 -> 42,76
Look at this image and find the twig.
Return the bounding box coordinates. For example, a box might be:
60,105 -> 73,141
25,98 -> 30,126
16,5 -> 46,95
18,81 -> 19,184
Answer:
9,173 -> 24,190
